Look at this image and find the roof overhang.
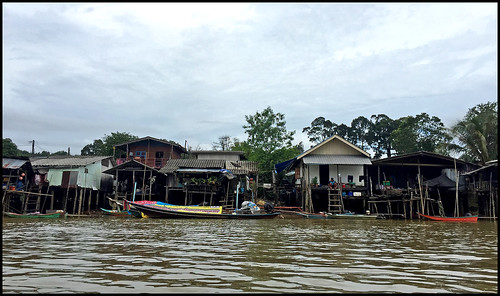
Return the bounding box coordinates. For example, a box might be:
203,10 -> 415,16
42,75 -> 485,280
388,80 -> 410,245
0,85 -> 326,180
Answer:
302,155 -> 372,165
176,168 -> 222,174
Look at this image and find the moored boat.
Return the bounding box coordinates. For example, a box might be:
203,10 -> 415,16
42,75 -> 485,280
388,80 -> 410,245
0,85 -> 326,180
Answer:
101,208 -> 131,216
129,201 -> 280,219
328,213 -> 380,219
417,212 -> 478,222
3,210 -> 66,219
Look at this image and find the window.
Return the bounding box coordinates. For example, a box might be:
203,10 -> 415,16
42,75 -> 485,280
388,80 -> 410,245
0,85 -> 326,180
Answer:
136,151 -> 146,159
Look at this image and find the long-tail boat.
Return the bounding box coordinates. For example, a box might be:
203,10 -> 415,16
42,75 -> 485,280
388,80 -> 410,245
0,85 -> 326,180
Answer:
3,211 -> 66,219
129,201 -> 280,219
418,212 -> 478,222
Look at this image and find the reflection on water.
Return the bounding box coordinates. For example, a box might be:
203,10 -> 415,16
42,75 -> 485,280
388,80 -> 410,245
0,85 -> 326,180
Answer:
2,217 -> 497,293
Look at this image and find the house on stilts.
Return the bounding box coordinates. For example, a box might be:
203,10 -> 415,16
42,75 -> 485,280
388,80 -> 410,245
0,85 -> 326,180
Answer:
275,135 -> 372,215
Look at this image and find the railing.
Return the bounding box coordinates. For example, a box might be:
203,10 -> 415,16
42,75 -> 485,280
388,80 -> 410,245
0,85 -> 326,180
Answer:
468,181 -> 497,192
116,157 -> 169,169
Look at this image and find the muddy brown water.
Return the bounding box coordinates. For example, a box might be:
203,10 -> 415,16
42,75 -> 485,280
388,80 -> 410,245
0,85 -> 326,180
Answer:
2,217 -> 497,293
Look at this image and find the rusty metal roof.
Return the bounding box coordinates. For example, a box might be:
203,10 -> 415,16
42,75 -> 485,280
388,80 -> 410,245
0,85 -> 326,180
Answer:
31,156 -> 113,168
2,158 -> 29,169
160,159 -> 258,175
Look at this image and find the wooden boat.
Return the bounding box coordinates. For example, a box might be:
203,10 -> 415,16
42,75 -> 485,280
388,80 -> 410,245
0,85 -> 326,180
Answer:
328,213 -> 380,219
3,211 -> 66,219
418,212 -> 478,222
295,212 -> 329,219
129,201 -> 280,219
101,208 -> 131,217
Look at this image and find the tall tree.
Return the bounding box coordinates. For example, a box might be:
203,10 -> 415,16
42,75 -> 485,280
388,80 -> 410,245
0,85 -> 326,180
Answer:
449,101 -> 498,165
243,106 -> 298,180
302,116 -> 335,144
370,114 -> 396,159
334,123 -> 351,141
350,116 -> 374,151
391,113 -> 451,155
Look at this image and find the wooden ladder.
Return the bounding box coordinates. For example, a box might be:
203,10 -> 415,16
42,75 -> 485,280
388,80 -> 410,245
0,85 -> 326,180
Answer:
328,189 -> 344,214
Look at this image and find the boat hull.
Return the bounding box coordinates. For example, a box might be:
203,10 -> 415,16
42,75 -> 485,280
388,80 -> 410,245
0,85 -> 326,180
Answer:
418,213 -> 478,222
130,202 -> 280,219
329,214 -> 380,219
101,208 -> 131,216
3,211 -> 66,219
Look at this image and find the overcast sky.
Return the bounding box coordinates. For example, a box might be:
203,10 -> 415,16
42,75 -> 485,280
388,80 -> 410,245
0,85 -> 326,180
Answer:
2,3 -> 497,155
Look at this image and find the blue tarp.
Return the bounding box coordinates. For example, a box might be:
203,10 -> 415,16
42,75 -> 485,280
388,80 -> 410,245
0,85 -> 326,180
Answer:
274,158 -> 296,174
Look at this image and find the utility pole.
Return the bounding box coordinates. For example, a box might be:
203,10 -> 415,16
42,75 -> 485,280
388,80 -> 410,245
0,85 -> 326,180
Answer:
31,140 -> 35,157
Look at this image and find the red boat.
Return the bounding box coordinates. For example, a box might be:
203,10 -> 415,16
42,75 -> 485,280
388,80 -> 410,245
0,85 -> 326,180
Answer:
418,213 -> 478,222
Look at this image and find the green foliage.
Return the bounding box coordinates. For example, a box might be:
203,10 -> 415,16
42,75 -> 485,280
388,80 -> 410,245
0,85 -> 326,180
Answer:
449,101 -> 497,164
2,138 -> 51,157
302,116 -> 335,144
370,114 -> 397,159
81,139 -> 105,156
51,150 -> 69,156
350,116 -> 374,151
391,113 -> 451,155
2,138 -> 18,157
243,106 -> 298,182
80,132 -> 138,156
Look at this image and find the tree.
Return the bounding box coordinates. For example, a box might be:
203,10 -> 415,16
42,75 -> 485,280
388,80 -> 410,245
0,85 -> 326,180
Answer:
212,135 -> 234,151
80,132 -> 138,156
350,116 -> 374,151
370,114 -> 396,159
52,150 -> 69,156
2,138 -> 18,157
81,139 -> 105,156
449,101 -> 498,165
334,123 -> 351,141
391,113 -> 451,155
302,116 -> 335,144
243,106 -> 298,180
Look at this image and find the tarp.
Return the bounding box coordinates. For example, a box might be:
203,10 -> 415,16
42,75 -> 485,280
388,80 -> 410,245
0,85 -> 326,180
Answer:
275,158 -> 296,174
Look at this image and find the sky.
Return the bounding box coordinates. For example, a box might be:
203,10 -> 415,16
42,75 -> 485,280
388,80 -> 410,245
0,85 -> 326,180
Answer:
2,2 -> 497,155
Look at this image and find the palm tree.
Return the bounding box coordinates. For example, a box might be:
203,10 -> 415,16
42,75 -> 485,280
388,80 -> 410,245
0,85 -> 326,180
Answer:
449,102 -> 497,165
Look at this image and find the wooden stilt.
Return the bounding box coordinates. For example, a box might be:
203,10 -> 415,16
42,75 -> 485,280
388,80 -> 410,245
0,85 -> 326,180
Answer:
72,189 -> 77,214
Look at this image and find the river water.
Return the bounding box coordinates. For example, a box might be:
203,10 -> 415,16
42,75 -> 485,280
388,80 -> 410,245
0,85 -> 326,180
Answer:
2,217 -> 498,293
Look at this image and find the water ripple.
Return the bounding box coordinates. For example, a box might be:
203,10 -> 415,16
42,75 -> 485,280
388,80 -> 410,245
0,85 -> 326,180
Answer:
2,218 -> 497,293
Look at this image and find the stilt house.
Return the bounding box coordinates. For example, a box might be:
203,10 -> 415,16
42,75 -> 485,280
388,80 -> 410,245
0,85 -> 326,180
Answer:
275,135 -> 372,214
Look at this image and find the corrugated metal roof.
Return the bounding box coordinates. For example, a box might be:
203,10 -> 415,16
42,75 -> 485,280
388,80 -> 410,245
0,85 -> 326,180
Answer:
31,156 -> 112,167
160,159 -> 259,175
160,159 -> 226,174
2,158 -> 28,169
226,161 -> 259,174
302,155 -> 372,165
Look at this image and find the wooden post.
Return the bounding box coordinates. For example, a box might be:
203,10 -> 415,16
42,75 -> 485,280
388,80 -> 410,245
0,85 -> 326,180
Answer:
73,188 -> 78,214
454,159 -> 459,217
88,190 -> 92,214
78,188 -> 84,215
490,171 -> 495,219
410,191 -> 413,220
417,174 -> 424,215
50,188 -> 54,211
